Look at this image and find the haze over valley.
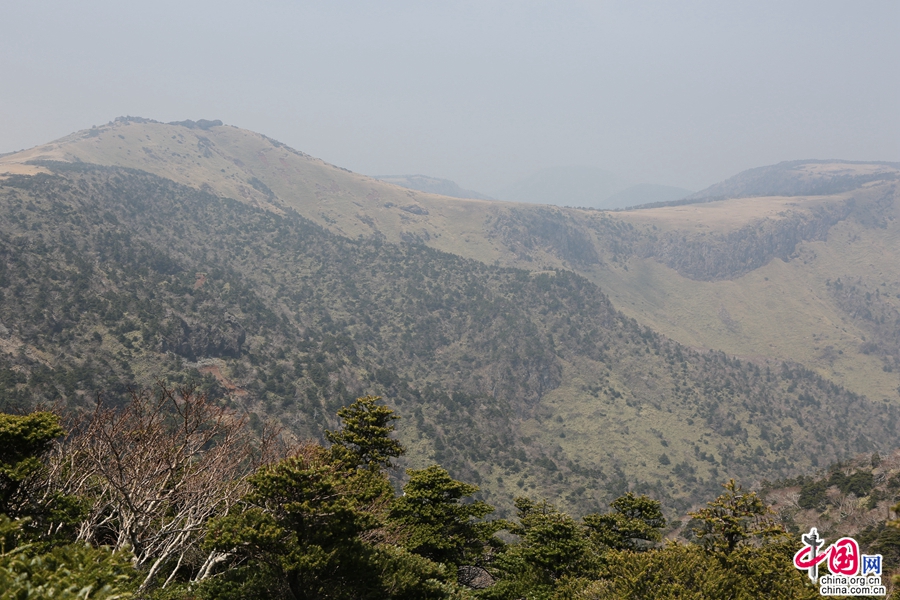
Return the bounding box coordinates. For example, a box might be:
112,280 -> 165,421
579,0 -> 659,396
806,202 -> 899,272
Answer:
2,2 -> 899,596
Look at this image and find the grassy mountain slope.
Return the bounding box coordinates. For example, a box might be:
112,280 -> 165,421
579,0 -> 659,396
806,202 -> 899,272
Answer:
595,182 -> 900,403
685,159 -> 900,203
0,117 -> 518,262
4,120 -> 899,409
1,163 -> 896,517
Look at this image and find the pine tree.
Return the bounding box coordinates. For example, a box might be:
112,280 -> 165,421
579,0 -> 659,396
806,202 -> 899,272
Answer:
325,395 -> 405,469
583,492 -> 666,552
389,464 -> 497,567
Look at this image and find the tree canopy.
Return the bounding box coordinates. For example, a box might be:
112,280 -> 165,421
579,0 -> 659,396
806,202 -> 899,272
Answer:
0,395 -> 871,599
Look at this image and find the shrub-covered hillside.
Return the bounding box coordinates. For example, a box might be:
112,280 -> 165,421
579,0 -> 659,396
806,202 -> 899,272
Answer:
0,163 -> 896,513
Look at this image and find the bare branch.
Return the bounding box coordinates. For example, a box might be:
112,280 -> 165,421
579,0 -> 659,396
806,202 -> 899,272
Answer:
43,382 -> 285,592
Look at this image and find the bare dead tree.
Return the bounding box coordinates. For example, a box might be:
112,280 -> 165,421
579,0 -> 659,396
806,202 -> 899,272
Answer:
784,491 -> 801,509
44,383 -> 283,592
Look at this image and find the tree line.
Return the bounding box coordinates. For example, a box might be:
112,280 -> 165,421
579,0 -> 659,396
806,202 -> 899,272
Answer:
0,387 -> 845,599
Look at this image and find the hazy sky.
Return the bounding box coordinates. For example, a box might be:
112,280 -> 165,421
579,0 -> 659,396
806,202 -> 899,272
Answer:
2,1 -> 898,193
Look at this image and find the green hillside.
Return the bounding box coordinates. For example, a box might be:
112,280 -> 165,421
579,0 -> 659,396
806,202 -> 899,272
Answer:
1,162 -> 897,517
4,118 -> 898,407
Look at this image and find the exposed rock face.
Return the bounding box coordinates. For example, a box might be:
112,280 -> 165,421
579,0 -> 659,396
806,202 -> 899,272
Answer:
167,119 -> 224,130
399,204 -> 429,215
491,200 -> 835,279
641,187 -> 896,281
640,203 -> 851,281
491,207 -> 601,265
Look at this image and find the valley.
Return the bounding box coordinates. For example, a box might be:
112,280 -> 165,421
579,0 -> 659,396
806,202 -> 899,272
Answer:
1,118 -> 899,518
5,118 -> 897,405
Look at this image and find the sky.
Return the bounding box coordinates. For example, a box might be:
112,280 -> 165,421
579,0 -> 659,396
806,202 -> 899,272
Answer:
1,1 -> 898,194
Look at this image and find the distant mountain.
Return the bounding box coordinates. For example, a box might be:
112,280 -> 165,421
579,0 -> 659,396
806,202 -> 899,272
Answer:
497,166 -> 632,208
604,183 -> 692,208
374,174 -> 493,200
685,160 -> 900,203
496,167 -> 692,210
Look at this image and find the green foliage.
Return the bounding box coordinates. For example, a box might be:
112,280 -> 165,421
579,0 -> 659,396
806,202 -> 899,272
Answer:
482,498 -> 593,599
824,469 -> 876,498
203,439 -> 459,599
325,395 -> 405,469
797,479 -> 827,509
572,540 -> 818,599
389,464 -> 497,567
1,166 -> 895,514
510,498 -> 591,581
1,160 -> 898,596
365,545 -> 461,600
583,492 -> 665,552
0,397 -> 871,600
858,521 -> 900,567
190,545 -> 459,600
0,412 -> 81,547
845,470 -> 875,496
0,541 -> 138,600
0,412 -> 63,517
687,480 -> 784,555
205,443 -> 390,597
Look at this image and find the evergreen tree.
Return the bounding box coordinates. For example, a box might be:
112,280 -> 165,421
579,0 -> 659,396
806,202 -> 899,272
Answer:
325,396 -> 405,469
482,498 -> 593,599
583,492 -> 666,552
0,412 -> 63,519
201,400 -> 459,599
203,443 -> 396,599
390,464 -> 498,568
572,541 -> 818,600
687,479 -> 784,555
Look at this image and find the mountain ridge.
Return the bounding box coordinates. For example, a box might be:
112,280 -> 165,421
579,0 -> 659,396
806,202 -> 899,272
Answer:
3,116 -> 899,420
3,157 -> 897,516
680,159 -> 900,205
373,174 -> 493,200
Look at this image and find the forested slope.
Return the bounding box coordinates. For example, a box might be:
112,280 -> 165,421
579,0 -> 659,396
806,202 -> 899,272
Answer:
5,118 -> 900,404
0,163 -> 896,514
